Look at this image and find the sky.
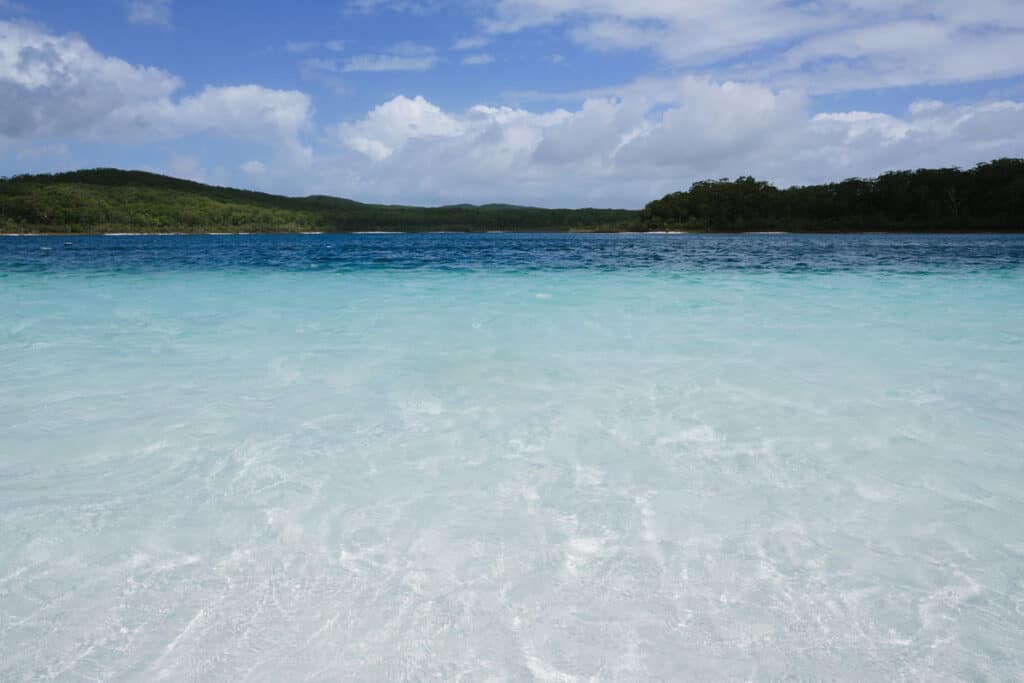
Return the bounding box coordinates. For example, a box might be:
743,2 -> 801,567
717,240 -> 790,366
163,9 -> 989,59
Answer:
1,0 -> 1023,208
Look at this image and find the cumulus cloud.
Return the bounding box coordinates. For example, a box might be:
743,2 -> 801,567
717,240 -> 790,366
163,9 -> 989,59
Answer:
804,100 -> 1024,175
3,10 -> 1023,209
169,86 -> 311,153
335,95 -> 464,161
320,82 -> 1024,207
613,80 -> 807,169
0,20 -> 182,138
0,21 -> 313,161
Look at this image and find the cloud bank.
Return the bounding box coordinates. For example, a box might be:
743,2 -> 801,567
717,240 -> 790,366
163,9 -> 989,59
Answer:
0,21 -> 312,163
2,9 -> 1024,207
324,83 -> 1024,207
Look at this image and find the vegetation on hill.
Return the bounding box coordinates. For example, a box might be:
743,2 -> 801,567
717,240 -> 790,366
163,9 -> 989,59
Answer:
0,169 -> 636,233
642,158 -> 1024,232
2,160 -> 1023,233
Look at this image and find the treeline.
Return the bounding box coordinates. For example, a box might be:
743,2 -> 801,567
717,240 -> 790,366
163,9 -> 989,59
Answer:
0,169 -> 636,233
642,158 -> 1024,232
4,161 -> 1024,233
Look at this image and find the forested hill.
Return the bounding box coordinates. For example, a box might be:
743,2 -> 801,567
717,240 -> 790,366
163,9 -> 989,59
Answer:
3,160 -> 1024,233
0,169 -> 636,233
643,158 -> 1024,232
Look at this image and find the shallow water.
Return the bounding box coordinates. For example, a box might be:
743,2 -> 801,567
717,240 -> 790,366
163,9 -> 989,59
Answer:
2,234 -> 1023,681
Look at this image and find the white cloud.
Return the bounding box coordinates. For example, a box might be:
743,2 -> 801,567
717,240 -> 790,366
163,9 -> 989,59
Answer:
474,0 -> 1024,92
614,79 -> 807,169
0,21 -> 313,162
0,20 -> 183,138
481,0 -> 826,63
169,86 -> 312,153
462,53 -> 493,66
318,84 -> 1024,207
3,9 -> 1023,210
335,95 -> 464,161
570,18 -> 656,53
343,43 -> 438,72
804,100 -> 1024,175
127,0 -> 172,27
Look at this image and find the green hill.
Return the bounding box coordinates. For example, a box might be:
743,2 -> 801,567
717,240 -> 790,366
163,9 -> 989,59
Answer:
642,158 -> 1024,232
0,169 -> 637,233
4,160 -> 1024,234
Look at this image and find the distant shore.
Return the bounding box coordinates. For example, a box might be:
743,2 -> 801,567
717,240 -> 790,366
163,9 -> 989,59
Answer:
4,160 -> 1022,235
6,228 -> 1024,236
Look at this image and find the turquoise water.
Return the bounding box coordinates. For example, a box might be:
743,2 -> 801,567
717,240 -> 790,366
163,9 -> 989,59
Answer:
2,234 -> 1023,681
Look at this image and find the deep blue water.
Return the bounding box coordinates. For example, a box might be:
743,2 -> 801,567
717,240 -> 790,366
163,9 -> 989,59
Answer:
3,232 -> 1023,273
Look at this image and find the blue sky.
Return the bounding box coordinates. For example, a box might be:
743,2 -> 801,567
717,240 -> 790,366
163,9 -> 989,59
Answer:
1,0 -> 1023,207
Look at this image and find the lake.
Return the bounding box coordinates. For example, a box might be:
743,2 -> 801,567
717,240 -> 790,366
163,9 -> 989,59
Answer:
2,233 -> 1023,680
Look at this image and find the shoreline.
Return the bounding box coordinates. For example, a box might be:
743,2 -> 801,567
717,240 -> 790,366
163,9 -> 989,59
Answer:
4,229 -> 1024,236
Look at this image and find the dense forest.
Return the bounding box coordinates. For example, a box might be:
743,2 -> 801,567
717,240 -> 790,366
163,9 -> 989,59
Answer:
642,158 -> 1024,232
2,160 -> 1023,233
0,169 -> 635,233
